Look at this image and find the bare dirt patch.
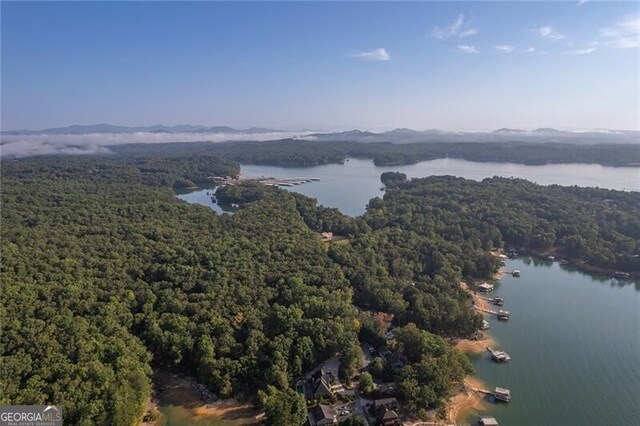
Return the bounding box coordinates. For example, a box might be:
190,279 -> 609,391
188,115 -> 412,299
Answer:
147,372 -> 263,425
446,376 -> 490,424
193,401 -> 262,423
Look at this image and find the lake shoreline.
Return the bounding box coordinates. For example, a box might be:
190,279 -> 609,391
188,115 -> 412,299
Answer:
449,255 -> 507,424
141,371 -> 263,426
446,376 -> 490,425
519,248 -> 639,279
459,255 -> 639,424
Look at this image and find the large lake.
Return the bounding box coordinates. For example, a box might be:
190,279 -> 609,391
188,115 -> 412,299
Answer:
177,158 -> 640,216
468,257 -> 639,426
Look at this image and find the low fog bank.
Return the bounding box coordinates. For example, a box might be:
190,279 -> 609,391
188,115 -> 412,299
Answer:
3,127 -> 637,158
0,131 -> 315,158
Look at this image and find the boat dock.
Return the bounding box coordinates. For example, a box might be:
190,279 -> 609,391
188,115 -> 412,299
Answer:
487,347 -> 511,362
258,177 -> 319,187
264,177 -> 319,186
211,176 -> 320,188
468,386 -> 512,403
478,296 -> 504,306
477,283 -> 494,292
475,307 -> 510,320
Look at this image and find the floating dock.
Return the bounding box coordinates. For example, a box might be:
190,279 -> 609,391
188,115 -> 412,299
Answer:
479,295 -> 504,306
475,307 -> 510,321
613,271 -> 631,279
478,417 -> 499,426
494,387 -> 512,402
487,347 -> 511,362
211,176 -> 320,188
477,283 -> 494,292
497,310 -> 510,321
258,177 -> 319,187
469,386 -> 511,403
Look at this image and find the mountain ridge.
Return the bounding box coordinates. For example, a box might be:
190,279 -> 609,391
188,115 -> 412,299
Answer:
2,124 -> 638,145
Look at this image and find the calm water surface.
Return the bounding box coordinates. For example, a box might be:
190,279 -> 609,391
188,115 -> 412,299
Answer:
468,258 -> 640,426
177,158 -> 640,216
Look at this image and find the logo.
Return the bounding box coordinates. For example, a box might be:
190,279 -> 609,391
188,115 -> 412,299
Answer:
0,405 -> 63,426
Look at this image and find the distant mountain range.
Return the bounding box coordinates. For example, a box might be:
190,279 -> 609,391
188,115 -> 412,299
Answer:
1,124 -> 281,136
307,127 -> 639,144
2,124 -> 638,144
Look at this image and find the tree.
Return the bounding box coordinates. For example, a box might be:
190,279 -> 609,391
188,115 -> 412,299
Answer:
258,386 -> 306,426
380,171 -> 407,186
357,372 -> 374,395
369,357 -> 385,379
338,343 -> 362,384
339,417 -> 366,425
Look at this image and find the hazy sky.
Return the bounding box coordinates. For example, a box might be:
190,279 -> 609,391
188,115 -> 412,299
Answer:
2,1 -> 639,131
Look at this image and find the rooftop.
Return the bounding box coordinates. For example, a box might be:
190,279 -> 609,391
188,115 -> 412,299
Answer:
479,417 -> 499,426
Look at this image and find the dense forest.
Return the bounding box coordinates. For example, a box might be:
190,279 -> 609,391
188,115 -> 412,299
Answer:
111,139 -> 640,167
2,152 -> 639,425
0,155 -> 476,424
371,175 -> 640,272
2,156 -> 359,424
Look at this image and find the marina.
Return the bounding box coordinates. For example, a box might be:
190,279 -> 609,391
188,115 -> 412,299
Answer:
180,159 -> 640,217
212,175 -> 320,188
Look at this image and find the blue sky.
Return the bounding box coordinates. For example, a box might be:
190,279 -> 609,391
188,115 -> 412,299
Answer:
2,1 -> 638,131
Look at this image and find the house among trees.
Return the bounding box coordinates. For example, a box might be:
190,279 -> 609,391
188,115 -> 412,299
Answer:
309,404 -> 337,425
387,351 -> 407,372
307,368 -> 341,400
378,346 -> 392,359
384,327 -> 398,340
378,346 -> 407,372
372,398 -> 400,426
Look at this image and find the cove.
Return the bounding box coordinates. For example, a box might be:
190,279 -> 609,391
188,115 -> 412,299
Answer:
177,158 -> 640,216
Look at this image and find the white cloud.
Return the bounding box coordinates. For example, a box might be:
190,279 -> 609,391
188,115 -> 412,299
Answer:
351,48 -> 390,61
458,45 -> 479,54
450,14 -> 464,33
576,0 -> 588,7
458,28 -> 479,38
600,15 -> 640,49
434,14 -> 479,39
539,26 -> 565,41
567,47 -> 596,55
493,45 -> 516,53
526,46 -> 536,53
